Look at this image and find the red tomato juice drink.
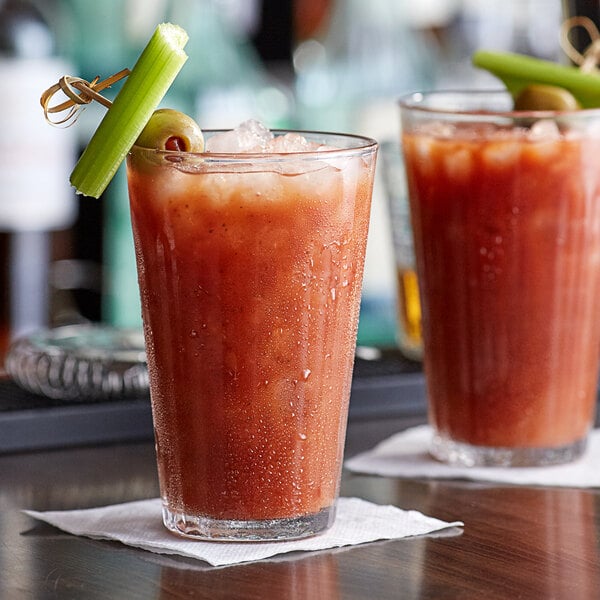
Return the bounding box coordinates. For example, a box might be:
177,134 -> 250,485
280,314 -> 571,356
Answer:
126,128 -> 377,540
400,91 -> 600,467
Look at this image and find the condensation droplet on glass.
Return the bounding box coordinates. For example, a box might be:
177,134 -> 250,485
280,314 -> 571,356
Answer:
302,368 -> 311,380
299,433 -> 307,440
330,288 -> 336,301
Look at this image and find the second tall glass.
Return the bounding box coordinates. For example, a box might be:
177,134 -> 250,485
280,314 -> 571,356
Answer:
401,91 -> 600,467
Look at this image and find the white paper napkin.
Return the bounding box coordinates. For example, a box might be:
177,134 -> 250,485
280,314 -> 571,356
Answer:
24,497 -> 463,567
345,425 -> 600,488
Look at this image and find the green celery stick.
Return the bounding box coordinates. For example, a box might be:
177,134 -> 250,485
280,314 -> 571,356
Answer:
473,50 -> 600,109
70,23 -> 189,198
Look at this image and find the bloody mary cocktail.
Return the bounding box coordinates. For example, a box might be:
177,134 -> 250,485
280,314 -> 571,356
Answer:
126,128 -> 377,539
401,91 -> 600,467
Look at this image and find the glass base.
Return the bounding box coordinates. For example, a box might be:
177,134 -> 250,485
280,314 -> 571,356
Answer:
162,504 -> 336,541
430,431 -> 588,467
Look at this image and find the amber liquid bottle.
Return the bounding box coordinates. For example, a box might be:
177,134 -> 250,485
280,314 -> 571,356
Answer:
395,265 -> 422,360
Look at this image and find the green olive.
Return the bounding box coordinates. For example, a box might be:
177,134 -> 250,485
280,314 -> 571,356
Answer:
136,108 -> 204,152
514,84 -> 581,111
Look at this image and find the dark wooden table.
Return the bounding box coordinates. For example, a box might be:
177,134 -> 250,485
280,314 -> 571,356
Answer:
1,411 -> 599,599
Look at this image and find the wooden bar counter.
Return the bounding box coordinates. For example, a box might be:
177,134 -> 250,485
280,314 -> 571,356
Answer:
1,406 -> 598,599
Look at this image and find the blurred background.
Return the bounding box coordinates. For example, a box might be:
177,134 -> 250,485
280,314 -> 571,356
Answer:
0,0 -> 568,363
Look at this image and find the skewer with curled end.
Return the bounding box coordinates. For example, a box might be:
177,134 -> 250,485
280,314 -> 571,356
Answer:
40,68 -> 130,126
561,16 -> 600,73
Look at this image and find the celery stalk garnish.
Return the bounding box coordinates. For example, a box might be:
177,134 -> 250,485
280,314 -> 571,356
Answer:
472,50 -> 600,109
70,23 -> 189,198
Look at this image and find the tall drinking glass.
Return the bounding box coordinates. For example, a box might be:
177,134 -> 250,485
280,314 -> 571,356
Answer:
126,131 -> 377,540
400,91 -> 600,467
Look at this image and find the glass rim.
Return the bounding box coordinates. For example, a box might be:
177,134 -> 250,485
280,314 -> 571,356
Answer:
130,129 -> 378,161
399,89 -> 600,119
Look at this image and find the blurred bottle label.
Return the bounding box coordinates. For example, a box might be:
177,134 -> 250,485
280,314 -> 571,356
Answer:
0,57 -> 76,232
